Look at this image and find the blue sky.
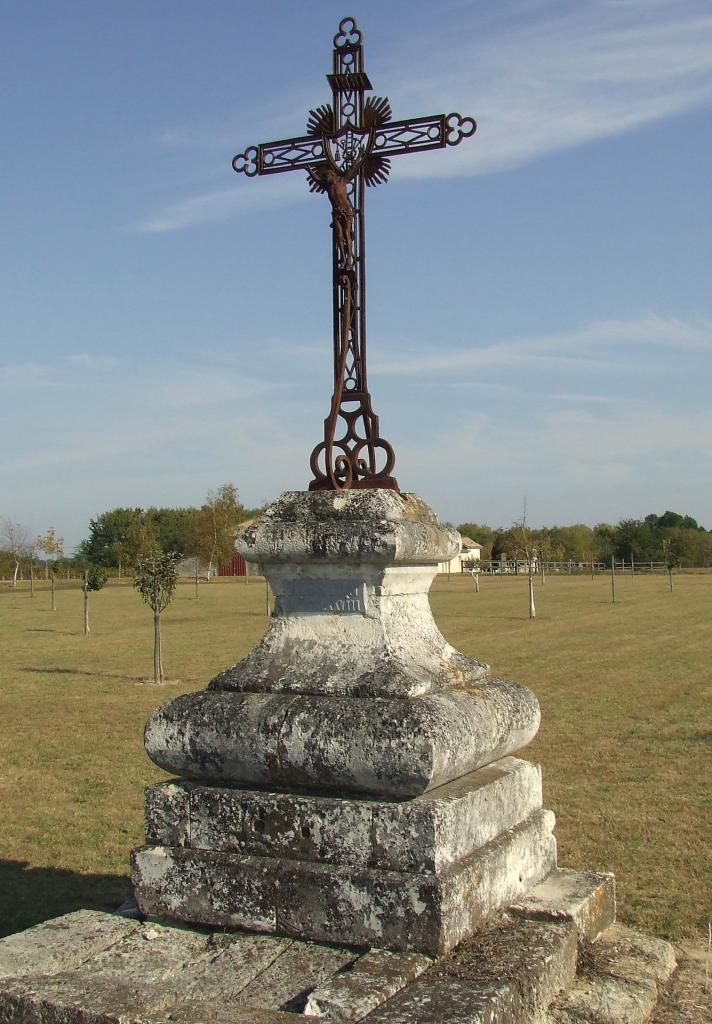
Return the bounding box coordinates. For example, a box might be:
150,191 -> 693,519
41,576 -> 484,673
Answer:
2,0 -> 711,550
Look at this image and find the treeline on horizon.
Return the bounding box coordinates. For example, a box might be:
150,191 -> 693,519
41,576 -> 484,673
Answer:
0,484 -> 263,579
74,484 -> 265,572
3,501 -> 711,578
456,511 -> 712,566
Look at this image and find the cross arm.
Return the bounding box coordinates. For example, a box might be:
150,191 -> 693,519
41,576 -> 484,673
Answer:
232,132 -> 325,177
371,112 -> 476,159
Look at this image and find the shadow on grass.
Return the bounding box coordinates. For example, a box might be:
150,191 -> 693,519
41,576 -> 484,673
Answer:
21,667 -> 145,683
21,667 -> 196,687
24,628 -> 82,636
0,860 -> 131,939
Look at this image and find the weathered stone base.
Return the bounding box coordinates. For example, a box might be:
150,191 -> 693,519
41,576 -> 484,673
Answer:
132,757 -> 556,955
134,807 -> 556,955
0,869 -> 676,1024
143,756 -> 544,873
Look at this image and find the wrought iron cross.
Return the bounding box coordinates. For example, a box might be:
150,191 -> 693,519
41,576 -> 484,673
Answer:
233,16 -> 476,492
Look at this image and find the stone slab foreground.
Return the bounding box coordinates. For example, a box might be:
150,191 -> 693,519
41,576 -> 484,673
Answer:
0,869 -> 675,1024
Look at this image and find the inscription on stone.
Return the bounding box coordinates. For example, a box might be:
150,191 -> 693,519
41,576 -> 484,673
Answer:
284,579 -> 367,615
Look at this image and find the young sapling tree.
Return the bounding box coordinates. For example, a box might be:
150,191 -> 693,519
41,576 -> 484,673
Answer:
37,528 -> 64,609
82,566 -> 107,634
1,519 -> 31,588
662,538 -> 675,593
133,551 -> 179,684
513,500 -> 536,619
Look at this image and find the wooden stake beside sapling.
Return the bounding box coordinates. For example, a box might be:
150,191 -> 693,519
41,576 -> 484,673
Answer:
49,560 -> 61,611
662,538 -> 674,593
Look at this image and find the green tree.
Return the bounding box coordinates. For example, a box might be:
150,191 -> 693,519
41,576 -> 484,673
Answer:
125,512 -> 159,566
149,506 -> 200,555
82,565 -> 107,635
195,483 -> 245,576
133,551 -> 180,684
491,529 -> 512,563
77,508 -> 147,567
77,489 -> 252,571
613,519 -> 657,563
592,524 -> 616,564
650,510 -> 705,532
456,523 -> 495,560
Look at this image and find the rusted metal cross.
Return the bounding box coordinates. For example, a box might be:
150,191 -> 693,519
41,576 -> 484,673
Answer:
233,16 -> 476,492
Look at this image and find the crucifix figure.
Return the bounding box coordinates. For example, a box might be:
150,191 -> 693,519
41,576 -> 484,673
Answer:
233,16 -> 476,492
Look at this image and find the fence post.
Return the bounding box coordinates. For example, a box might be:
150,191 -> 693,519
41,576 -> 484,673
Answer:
611,556 -> 616,604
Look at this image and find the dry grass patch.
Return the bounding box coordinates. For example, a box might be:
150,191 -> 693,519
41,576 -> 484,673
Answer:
431,572 -> 712,942
1,572 -> 710,946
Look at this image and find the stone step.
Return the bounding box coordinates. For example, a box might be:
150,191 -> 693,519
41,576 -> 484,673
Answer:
509,867 -> 616,943
0,911 -> 578,1024
0,913 -> 360,1023
360,914 -> 579,1024
544,924 -> 677,1024
0,910 -> 140,980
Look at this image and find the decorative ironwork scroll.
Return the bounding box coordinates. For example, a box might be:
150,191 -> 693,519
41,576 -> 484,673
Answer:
233,16 -> 476,491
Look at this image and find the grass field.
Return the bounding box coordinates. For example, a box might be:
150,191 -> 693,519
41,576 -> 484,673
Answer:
1,572 -> 710,943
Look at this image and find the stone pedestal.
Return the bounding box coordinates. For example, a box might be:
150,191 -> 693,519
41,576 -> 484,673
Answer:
132,491 -> 556,954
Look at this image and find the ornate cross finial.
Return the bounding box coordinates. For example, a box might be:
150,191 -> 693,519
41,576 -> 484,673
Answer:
233,17 -> 476,492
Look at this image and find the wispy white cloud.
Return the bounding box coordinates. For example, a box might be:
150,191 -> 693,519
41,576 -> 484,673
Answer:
372,313 -> 712,376
0,349 -> 288,474
138,1 -> 712,230
389,2 -> 712,179
65,353 -> 120,371
5,310 -> 712,538
395,397 -> 712,526
1,354 -> 119,388
134,174 -> 307,233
